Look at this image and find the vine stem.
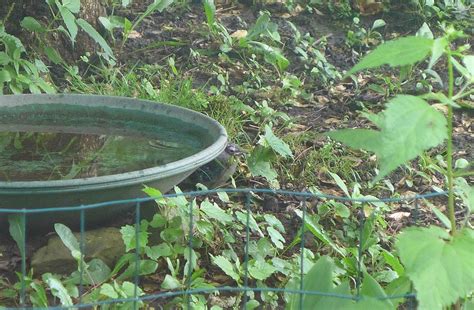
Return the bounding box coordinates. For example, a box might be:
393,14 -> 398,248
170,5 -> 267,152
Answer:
446,48 -> 456,235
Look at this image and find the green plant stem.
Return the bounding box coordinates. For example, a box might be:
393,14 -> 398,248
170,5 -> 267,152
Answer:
446,50 -> 456,235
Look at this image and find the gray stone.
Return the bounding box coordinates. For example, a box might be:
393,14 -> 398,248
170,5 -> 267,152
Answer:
32,227 -> 125,276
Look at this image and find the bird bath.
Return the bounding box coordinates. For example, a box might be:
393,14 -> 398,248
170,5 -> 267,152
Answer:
0,94 -> 227,231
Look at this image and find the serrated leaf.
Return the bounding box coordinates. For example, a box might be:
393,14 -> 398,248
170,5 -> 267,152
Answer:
120,225 -> 148,252
248,146 -> 278,181
212,255 -> 240,282
43,273 -> 73,306
20,17 -> 46,33
200,199 -> 233,223
145,243 -> 172,260
248,259 -> 276,281
329,95 -> 447,181
260,125 -> 292,157
396,227 -> 474,310
348,36 -> 433,75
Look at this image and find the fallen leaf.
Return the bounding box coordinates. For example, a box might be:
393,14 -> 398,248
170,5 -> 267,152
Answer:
230,30 -> 248,39
388,212 -> 411,221
128,30 -> 142,39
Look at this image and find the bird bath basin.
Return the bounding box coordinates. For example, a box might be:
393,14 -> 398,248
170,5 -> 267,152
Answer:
0,94 -> 227,231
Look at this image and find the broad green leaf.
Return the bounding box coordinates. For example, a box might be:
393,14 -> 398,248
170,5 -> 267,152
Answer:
371,19 -> 386,30
58,5 -> 78,43
77,19 -> 115,62
348,36 -> 433,75
161,274 -> 182,289
0,52 -> 10,65
248,259 -> 276,281
200,199 -> 233,224
100,283 -> 118,298
360,272 -> 394,309
145,243 -> 172,260
8,215 -> 26,258
211,255 -> 240,282
259,125 -> 292,157
236,211 -> 263,237
122,0 -> 132,7
117,259 -> 158,281
62,0 -> 80,13
429,38 -> 448,69
43,273 -> 73,306
30,282 -> 49,307
451,57 -> 473,81
264,214 -> 285,232
327,129 -> 381,153
54,223 -> 81,261
267,226 -> 285,249
463,55 -> 474,78
295,210 -> 345,256
83,258 -> 111,285
396,226 -> 474,310
247,146 -> 278,181
329,95 -> 447,181
20,17 -> 46,33
120,225 -> 148,252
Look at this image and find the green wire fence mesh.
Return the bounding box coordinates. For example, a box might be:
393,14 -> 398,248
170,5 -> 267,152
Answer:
0,188 -> 446,309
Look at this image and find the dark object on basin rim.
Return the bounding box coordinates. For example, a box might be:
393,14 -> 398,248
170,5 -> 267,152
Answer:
0,94 -> 227,231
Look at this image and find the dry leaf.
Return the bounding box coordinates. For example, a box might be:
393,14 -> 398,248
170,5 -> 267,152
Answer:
388,212 -> 411,221
230,30 -> 247,39
128,30 -> 142,39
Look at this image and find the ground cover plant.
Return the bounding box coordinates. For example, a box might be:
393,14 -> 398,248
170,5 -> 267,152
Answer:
0,0 -> 473,309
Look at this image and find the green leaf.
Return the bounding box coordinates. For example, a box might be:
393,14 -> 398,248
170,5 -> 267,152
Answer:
43,46 -> 64,65
347,36 -> 433,75
54,223 -> 81,261
295,210 -> 345,256
429,38 -> 448,69
455,177 -> 473,212
360,272 -> 394,309
100,283 -> 118,299
117,259 -> 158,281
0,52 -> 10,65
267,226 -> 285,249
259,125 -> 292,157
145,243 -> 172,260
120,225 -> 148,252
58,5 -> 78,43
248,259 -> 276,281
43,273 -> 73,306
62,0 -> 80,13
161,274 -> 182,289
328,172 -> 350,197
247,146 -> 278,181
76,19 -> 115,62
211,255 -> 240,282
20,17 -> 46,33
463,55 -> 474,78
83,259 -> 111,285
122,0 -> 132,7
396,227 -> 474,310
200,199 -> 233,224
329,95 -> 447,181
429,205 -> 452,229
203,0 -> 216,30
8,215 -> 26,258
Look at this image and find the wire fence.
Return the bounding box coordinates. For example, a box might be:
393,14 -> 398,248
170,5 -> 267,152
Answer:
0,188 -> 447,309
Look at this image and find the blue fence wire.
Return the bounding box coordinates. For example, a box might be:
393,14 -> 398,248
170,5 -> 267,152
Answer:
0,188 -> 447,309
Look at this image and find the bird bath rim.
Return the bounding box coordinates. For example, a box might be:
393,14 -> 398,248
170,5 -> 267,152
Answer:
0,94 -> 228,195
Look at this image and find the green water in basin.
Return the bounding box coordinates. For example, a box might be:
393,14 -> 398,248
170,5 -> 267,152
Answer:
0,103 -> 210,182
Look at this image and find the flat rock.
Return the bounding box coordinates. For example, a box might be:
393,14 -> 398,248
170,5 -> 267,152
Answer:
32,227 -> 124,276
